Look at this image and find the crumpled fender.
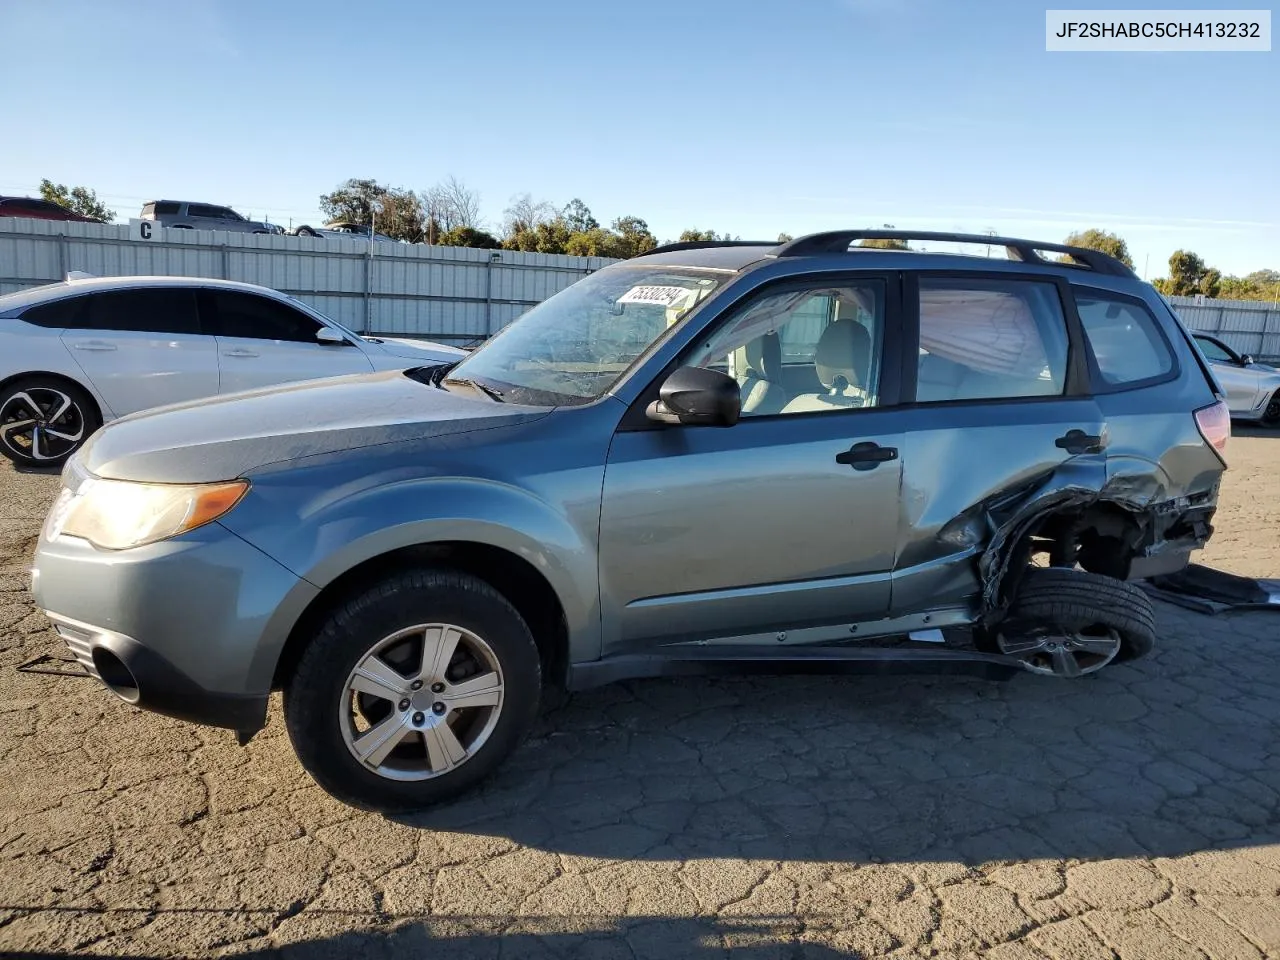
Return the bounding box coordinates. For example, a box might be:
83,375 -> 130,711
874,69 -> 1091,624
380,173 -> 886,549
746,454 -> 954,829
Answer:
976,455 -> 1166,614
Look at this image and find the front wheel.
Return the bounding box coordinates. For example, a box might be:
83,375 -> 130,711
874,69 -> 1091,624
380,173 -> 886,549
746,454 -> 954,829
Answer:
0,376 -> 99,467
283,567 -> 542,812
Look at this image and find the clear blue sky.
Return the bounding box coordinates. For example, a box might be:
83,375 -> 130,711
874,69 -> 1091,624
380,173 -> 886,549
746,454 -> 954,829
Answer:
2,0 -> 1276,276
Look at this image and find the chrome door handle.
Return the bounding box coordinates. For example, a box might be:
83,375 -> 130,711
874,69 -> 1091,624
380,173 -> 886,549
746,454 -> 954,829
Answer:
222,348 -> 259,358
72,341 -> 116,352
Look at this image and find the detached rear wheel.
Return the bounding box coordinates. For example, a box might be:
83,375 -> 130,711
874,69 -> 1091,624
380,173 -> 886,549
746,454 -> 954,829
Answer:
0,377 -> 99,467
981,567 -> 1156,677
284,568 -> 541,812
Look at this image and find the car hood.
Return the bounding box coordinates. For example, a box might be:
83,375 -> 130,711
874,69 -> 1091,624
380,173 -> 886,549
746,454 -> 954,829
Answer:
369,336 -> 467,361
76,370 -> 547,484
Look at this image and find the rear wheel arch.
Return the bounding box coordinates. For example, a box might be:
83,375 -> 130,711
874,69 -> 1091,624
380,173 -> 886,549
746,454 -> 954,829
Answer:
272,541 -> 571,693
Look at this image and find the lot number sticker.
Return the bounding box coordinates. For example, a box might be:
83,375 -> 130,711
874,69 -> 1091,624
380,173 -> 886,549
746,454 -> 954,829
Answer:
617,285 -> 692,308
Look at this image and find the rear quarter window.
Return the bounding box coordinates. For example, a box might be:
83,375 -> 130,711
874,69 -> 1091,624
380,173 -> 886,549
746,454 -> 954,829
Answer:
1074,290 -> 1175,389
20,297 -> 88,328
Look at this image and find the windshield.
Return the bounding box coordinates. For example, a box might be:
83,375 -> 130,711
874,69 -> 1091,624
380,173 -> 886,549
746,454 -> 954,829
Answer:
447,266 -> 728,405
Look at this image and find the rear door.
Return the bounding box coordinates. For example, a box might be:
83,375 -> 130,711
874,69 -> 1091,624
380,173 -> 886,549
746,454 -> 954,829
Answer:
892,273 -> 1106,609
199,289 -> 374,394
60,288 -> 219,415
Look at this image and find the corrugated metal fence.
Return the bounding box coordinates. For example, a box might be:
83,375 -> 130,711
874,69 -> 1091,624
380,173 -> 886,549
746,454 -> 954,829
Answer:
1167,294 -> 1280,362
0,218 -> 617,343
4,219 -> 1278,356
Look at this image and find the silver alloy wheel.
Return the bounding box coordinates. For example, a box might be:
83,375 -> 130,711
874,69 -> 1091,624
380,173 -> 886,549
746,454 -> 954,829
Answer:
339,623 -> 505,781
997,624 -> 1122,678
0,387 -> 86,462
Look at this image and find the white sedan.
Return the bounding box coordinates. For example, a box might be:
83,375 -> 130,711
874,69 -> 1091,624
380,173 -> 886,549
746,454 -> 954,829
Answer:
0,276 -> 465,466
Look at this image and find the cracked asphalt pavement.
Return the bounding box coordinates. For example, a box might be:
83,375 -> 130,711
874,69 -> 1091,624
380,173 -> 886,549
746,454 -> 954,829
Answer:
1,434 -> 1278,959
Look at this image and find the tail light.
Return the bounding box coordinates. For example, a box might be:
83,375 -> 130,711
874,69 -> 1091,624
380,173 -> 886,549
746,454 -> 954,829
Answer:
1194,399 -> 1230,463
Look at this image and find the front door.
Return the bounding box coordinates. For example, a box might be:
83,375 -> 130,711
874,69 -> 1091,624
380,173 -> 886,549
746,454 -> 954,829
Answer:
198,290 -> 374,394
599,275 -> 905,656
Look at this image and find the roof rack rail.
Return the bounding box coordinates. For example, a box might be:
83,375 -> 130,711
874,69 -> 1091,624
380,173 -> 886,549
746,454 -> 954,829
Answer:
642,239 -> 778,256
772,230 -> 1137,278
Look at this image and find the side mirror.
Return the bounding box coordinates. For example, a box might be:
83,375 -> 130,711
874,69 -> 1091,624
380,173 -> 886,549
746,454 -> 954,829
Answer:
316,327 -> 349,346
646,366 -> 741,427
1241,354 -> 1254,366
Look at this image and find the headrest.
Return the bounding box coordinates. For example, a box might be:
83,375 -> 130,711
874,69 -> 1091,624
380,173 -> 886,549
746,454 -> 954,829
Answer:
732,331 -> 782,382
815,319 -> 871,391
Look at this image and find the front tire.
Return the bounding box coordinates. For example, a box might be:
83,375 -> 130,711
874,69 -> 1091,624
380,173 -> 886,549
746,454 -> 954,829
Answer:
0,376 -> 99,467
283,567 -> 541,813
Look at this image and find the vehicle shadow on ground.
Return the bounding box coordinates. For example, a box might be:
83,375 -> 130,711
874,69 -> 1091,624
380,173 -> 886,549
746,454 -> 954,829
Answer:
1231,422 -> 1278,439
2,916 -> 854,960
388,605 -> 1280,867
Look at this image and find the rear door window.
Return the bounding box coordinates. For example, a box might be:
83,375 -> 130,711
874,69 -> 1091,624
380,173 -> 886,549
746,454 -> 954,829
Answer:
1074,290 -> 1175,388
201,290 -> 322,342
85,289 -> 201,335
188,204 -> 236,220
915,278 -> 1070,402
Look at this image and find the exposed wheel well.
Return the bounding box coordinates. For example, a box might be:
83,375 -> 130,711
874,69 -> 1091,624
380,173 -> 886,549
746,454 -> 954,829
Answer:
0,370 -> 103,425
1001,501 -> 1145,599
272,542 -> 570,692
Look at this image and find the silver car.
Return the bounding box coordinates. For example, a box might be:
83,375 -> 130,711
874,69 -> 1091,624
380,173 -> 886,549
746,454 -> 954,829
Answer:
31,230 -> 1229,812
1192,332 -> 1280,424
141,200 -> 279,235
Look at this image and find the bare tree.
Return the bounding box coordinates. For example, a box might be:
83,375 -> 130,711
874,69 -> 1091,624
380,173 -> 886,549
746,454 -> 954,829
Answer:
421,175 -> 482,234
502,192 -> 558,237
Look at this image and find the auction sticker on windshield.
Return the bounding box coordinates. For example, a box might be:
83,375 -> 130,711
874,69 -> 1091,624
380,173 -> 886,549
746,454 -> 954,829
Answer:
617,285 -> 694,308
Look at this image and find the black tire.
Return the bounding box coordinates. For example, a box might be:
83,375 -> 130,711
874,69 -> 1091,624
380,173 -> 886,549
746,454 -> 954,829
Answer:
1262,390 -> 1280,426
283,567 -> 541,813
294,226 -> 318,238
978,567 -> 1156,664
0,376 -> 100,468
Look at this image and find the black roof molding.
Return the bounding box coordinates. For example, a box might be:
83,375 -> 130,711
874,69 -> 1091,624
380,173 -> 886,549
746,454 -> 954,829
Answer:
772,230 -> 1137,278
642,239 -> 779,256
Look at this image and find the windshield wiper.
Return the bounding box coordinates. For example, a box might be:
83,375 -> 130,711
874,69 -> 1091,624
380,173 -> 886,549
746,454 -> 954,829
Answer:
442,376 -> 505,402
404,361 -> 459,388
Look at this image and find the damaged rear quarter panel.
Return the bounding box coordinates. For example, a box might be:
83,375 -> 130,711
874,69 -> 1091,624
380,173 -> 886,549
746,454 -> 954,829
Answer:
889,398 -> 1106,615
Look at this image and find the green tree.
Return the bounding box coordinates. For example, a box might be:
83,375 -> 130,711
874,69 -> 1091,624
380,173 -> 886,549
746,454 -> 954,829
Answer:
436,226 -> 502,249
611,216 -> 658,258
503,218 -> 573,254
1061,228 -> 1134,268
1218,269 -> 1280,301
777,232 -> 794,243
859,238 -> 909,250
1199,267 -> 1222,298
677,228 -> 740,242
319,178 -> 424,242
561,198 -> 599,234
1157,250 -> 1212,297
564,227 -> 629,258
39,179 -> 113,222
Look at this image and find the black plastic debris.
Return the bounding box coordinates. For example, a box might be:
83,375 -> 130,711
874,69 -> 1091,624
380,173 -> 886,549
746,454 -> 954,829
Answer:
1140,563 -> 1280,615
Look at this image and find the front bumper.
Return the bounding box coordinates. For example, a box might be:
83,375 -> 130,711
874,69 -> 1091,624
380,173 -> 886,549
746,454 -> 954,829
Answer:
48,613 -> 268,730
32,520 -> 318,733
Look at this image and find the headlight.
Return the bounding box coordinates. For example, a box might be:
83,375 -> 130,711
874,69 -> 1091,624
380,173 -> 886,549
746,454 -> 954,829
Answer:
46,477 -> 249,551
